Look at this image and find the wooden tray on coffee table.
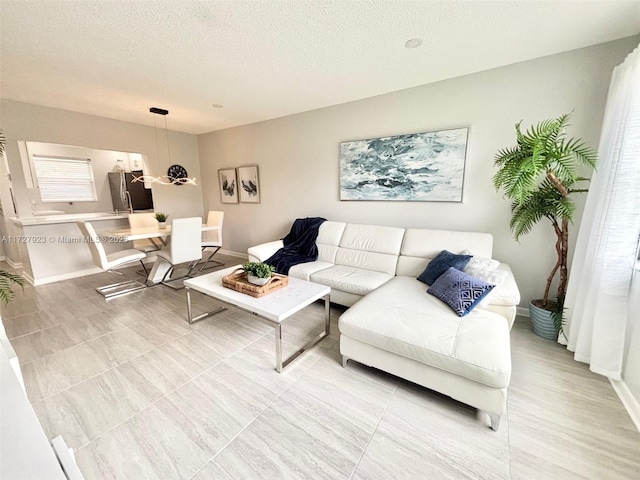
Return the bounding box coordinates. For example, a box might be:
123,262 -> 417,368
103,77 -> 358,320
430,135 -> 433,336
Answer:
222,269 -> 289,298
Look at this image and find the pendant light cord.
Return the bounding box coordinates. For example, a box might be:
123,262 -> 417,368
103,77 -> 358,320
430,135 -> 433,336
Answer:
131,107 -> 198,185
164,116 -> 172,165
153,114 -> 160,171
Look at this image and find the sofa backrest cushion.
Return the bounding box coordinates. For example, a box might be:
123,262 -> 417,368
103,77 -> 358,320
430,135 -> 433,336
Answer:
317,221 -> 347,263
397,229 -> 494,277
335,223 -> 405,275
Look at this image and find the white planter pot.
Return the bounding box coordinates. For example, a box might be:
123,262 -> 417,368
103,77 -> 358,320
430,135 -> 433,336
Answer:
157,221 -> 167,229
248,275 -> 270,286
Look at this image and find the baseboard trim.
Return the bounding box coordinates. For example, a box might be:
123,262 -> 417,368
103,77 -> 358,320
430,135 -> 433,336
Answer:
220,249 -> 247,259
22,272 -> 35,286
516,306 -> 530,317
610,378 -> 640,432
5,258 -> 22,269
31,267 -> 103,286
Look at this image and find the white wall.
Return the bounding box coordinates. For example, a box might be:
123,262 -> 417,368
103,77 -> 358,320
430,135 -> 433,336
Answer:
0,100 -> 204,263
0,151 -> 19,263
198,37 -> 639,307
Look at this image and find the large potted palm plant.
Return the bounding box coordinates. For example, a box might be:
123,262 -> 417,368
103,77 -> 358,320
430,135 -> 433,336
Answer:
0,130 -> 25,304
493,113 -> 597,339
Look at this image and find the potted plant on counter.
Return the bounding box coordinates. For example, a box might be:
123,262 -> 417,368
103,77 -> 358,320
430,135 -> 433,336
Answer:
493,113 -> 597,339
242,261 -> 275,286
154,212 -> 168,229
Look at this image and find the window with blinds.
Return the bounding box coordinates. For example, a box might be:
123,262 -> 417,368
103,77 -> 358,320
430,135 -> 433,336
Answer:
32,155 -> 97,202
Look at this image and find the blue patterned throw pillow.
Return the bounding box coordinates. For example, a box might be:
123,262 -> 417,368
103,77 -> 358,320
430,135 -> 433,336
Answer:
427,267 -> 495,316
417,250 -> 472,286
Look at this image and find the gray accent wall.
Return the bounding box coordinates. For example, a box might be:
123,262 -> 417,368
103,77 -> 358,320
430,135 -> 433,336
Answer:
197,36 -> 639,309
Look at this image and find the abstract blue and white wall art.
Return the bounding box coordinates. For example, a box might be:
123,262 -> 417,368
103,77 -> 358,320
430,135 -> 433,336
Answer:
339,127 -> 469,202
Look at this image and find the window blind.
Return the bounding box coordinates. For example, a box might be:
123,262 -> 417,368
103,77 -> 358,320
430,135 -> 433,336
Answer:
32,156 -> 97,202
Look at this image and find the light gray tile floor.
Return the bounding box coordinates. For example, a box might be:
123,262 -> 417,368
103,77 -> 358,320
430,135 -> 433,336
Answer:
2,254 -> 640,479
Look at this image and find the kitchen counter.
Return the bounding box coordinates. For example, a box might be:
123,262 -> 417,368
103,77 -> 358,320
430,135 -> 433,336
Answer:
9,214 -> 131,285
11,211 -> 128,226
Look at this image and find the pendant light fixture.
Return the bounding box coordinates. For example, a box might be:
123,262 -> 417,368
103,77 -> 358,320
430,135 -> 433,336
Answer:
132,107 -> 197,186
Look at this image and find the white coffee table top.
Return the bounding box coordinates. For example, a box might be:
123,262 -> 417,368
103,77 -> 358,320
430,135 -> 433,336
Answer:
183,265 -> 330,323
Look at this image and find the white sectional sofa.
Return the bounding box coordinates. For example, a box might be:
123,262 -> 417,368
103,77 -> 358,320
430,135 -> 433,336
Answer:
248,221 -> 521,430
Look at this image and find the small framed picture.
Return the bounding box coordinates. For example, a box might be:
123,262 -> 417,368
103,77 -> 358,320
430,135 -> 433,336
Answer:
237,165 -> 260,203
218,168 -> 238,203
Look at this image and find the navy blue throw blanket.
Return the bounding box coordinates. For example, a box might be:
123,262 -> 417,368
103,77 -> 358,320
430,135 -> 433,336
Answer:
265,217 -> 327,274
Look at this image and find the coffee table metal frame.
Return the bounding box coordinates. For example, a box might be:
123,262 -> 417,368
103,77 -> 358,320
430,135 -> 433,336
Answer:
183,268 -> 330,372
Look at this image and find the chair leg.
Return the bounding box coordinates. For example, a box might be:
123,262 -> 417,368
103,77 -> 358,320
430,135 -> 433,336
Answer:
160,263 -> 194,290
139,260 -> 149,277
186,259 -> 201,277
96,269 -> 146,299
199,247 -> 223,271
160,265 -> 175,283
97,280 -> 146,299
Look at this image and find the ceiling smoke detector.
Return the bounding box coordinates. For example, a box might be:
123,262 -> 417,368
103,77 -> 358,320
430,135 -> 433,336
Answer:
405,38 -> 423,49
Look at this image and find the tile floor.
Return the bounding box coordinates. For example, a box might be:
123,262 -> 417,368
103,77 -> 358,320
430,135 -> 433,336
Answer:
2,254 -> 639,479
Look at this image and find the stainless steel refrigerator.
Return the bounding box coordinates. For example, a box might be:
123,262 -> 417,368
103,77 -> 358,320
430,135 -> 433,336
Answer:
108,171 -> 154,212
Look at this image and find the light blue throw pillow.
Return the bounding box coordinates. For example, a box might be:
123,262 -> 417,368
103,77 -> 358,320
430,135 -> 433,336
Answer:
417,250 -> 472,286
427,267 -> 495,317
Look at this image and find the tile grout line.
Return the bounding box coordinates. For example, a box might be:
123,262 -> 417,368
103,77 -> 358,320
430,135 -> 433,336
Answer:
71,318 -> 287,457
86,322 -> 328,478
25,307 -> 225,404
187,330 -> 329,480
348,378 -> 400,480
12,266 -> 347,476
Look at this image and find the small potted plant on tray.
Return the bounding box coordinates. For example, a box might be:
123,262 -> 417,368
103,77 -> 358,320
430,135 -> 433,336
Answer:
242,261 -> 275,286
154,212 -> 168,228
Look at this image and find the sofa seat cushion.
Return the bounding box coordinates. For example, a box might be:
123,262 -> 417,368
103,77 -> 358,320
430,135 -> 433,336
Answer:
339,276 -> 511,388
310,265 -> 394,296
288,261 -> 334,281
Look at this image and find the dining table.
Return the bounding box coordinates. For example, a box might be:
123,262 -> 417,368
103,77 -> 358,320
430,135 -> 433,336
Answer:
105,223 -> 220,284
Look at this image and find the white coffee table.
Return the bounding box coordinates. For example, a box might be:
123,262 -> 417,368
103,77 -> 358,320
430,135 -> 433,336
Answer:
183,265 -> 331,372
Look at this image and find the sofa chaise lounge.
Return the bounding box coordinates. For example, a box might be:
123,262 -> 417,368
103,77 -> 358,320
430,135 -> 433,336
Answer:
248,221 -> 521,430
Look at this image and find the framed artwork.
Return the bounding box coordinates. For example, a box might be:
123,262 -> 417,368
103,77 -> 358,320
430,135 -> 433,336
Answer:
218,168 -> 238,203
237,165 -> 260,203
339,127 -> 469,202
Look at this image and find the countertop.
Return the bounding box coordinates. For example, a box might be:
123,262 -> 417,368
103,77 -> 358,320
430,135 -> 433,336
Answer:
11,212 -> 129,226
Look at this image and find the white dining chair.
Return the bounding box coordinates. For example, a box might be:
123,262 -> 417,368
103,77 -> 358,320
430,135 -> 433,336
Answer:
156,217 -> 203,288
128,212 -> 160,276
128,212 -> 160,252
200,210 -> 224,271
77,221 -> 148,299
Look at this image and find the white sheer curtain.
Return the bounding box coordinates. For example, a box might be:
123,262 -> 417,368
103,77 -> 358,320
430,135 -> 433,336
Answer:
562,44 -> 640,380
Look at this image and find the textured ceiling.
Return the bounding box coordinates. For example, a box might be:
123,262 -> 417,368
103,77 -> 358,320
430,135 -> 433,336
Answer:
1,1 -> 639,134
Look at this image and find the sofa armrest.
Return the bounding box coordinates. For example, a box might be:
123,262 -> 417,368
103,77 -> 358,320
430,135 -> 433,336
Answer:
247,240 -> 284,263
476,262 -> 520,329
486,263 -> 521,307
